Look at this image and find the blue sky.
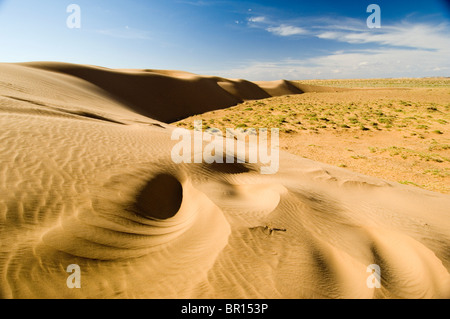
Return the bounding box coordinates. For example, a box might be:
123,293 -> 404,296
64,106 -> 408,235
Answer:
0,0 -> 449,80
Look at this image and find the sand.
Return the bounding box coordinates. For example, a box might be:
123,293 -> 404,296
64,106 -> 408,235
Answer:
0,62 -> 449,299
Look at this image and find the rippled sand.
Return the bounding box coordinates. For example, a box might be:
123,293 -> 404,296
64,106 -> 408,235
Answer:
0,62 -> 449,299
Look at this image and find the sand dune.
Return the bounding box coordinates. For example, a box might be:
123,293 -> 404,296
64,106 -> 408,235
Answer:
17,62 -> 342,122
254,79 -> 347,96
0,62 -> 449,299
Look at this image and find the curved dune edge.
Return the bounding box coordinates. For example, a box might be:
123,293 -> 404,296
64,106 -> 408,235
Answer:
15,62 -> 346,122
0,62 -> 449,299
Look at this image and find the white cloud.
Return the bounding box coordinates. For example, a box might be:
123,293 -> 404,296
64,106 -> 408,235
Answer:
212,47 -> 450,80
96,26 -> 151,40
266,24 -> 307,36
248,16 -> 266,23
247,15 -> 307,37
230,14 -> 450,80
246,12 -> 450,52
317,22 -> 450,51
316,31 -> 338,39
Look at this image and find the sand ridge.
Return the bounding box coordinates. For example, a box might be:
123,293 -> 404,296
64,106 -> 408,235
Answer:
0,62 -> 449,299
17,62 -> 344,122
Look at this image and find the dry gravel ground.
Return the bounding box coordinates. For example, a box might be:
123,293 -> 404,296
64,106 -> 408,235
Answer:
175,79 -> 450,194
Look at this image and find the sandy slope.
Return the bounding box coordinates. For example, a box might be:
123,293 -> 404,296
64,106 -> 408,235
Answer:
17,62 -> 341,123
0,62 -> 449,299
